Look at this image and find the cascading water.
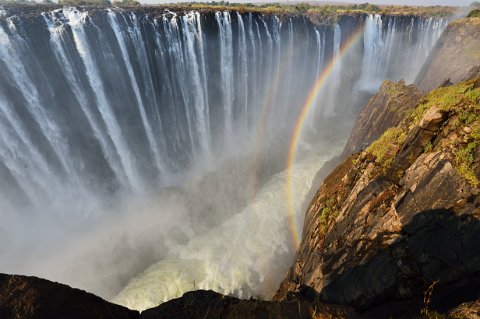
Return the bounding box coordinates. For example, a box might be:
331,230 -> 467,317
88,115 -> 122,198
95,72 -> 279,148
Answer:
0,6 -> 448,310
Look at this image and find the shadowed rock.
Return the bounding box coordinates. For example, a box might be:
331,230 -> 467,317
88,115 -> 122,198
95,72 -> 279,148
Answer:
141,290 -> 358,319
0,273 -> 139,319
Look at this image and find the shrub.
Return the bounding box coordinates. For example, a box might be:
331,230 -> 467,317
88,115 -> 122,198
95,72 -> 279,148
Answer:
366,127 -> 407,170
468,9 -> 480,17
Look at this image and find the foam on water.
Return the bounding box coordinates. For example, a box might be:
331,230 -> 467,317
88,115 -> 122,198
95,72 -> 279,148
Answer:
113,143 -> 343,311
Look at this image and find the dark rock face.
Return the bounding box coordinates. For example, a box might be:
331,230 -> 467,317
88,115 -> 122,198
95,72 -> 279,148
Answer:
416,17 -> 480,92
0,273 -> 139,319
142,290 -> 357,319
274,82 -> 480,317
343,80 -> 423,156
0,274 -> 358,319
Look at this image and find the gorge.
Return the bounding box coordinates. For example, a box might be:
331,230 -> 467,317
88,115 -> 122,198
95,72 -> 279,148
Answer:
0,3 -> 479,319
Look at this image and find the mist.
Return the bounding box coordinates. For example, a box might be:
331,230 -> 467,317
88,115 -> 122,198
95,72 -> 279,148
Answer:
0,7 -> 449,310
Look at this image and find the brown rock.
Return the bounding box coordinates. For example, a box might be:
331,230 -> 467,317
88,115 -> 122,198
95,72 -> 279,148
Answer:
388,106 -> 447,182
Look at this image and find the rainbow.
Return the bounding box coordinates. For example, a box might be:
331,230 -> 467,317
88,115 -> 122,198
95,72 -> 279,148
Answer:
285,25 -> 365,249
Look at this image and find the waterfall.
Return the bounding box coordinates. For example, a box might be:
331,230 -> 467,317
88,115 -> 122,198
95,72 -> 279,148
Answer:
357,14 -> 449,92
0,7 -> 449,307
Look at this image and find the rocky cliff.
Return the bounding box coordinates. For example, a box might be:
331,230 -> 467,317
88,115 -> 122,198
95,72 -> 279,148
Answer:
343,80 -> 424,156
416,17 -> 480,92
275,77 -> 480,317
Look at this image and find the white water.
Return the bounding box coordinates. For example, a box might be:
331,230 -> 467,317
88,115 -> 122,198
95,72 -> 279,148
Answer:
114,143 -> 343,311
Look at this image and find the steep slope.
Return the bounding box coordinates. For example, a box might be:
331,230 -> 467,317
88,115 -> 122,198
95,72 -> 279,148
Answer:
275,79 -> 480,317
416,17 -> 480,92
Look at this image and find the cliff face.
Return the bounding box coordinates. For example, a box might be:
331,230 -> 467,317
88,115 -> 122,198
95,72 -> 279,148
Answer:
275,78 -> 480,316
416,17 -> 480,92
343,80 -> 424,156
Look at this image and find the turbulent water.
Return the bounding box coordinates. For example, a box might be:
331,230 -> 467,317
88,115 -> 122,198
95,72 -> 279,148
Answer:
0,6 -> 447,310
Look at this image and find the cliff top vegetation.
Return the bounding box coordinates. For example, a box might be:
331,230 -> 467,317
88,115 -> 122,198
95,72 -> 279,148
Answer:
367,79 -> 480,186
0,1 -> 456,18
139,2 -> 456,17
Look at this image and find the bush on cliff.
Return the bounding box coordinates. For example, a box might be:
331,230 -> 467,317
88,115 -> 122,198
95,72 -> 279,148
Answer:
468,9 -> 480,17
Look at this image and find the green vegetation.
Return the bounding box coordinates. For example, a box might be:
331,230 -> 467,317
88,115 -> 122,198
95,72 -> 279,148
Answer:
159,2 -> 454,17
58,0 -> 110,5
112,0 -> 140,6
366,127 -> 407,170
411,81 -> 480,124
0,0 -> 455,17
408,80 -> 480,185
424,141 -> 433,153
455,141 -> 478,186
319,198 -> 339,232
467,9 -> 480,17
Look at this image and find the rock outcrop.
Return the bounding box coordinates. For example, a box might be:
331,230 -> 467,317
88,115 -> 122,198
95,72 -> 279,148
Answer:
0,273 -> 139,319
275,79 -> 480,317
343,80 -> 424,156
416,17 -> 480,92
141,290 -> 357,319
